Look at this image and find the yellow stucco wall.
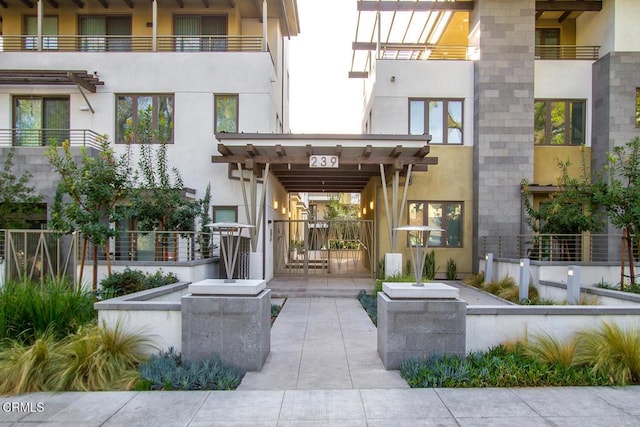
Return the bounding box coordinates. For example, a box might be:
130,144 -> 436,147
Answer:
375,146 -> 474,277
533,145 -> 591,186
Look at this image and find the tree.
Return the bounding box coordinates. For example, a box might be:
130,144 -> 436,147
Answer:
0,149 -> 43,229
46,139 -> 133,288
521,155 -> 600,261
592,137 -> 640,288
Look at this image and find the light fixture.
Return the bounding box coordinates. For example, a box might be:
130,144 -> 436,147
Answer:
273,200 -> 279,210
363,207 -> 367,215
282,207 -> 286,215
369,201 -> 374,210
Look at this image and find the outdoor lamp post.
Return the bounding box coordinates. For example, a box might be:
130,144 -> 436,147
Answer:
206,222 -> 255,283
393,225 -> 444,286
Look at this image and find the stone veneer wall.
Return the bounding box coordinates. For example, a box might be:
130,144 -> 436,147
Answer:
471,0 -> 535,266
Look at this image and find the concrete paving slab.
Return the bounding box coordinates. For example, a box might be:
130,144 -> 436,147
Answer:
512,387 -> 629,418
190,390 -> 284,424
544,416 -> 640,426
587,386 -> 640,415
455,417 -> 551,426
279,390 -> 365,422
435,388 -> 541,419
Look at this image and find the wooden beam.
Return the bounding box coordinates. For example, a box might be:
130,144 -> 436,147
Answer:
228,0 -> 235,7
18,0 -> 34,7
358,1 -> 474,12
414,145 -> 430,158
211,154 -> 438,166
246,144 -> 259,156
0,0 -> 8,7
275,144 -> 287,157
362,145 -> 372,159
254,0 -> 263,22
96,0 -> 109,8
535,10 -> 544,19
123,0 -> 133,8
348,71 -> 369,79
536,1 -> 602,12
175,0 -> 184,8
71,0 -> 85,8
305,144 -> 313,157
336,145 -> 342,157
45,0 -> 59,8
202,0 -> 209,7
67,73 -> 96,93
390,145 -> 403,158
558,10 -> 572,22
352,41 -> 377,50
217,143 -> 234,156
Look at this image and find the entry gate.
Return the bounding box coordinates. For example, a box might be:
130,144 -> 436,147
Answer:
274,220 -> 374,277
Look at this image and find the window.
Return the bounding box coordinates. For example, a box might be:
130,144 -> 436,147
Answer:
212,206 -> 237,223
636,88 -> 640,128
407,201 -> 463,248
13,96 -> 69,146
535,28 -> 560,59
409,99 -> 463,144
174,15 -> 227,52
116,95 -> 174,144
215,94 -> 238,133
24,16 -> 58,50
534,100 -> 585,145
79,16 -> 131,52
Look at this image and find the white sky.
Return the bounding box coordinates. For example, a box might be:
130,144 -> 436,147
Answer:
288,0 -> 363,134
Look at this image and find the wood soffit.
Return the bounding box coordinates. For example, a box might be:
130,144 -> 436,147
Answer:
0,70 -> 104,93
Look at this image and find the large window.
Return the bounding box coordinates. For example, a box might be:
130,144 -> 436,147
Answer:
116,95 -> 174,144
407,201 -> 463,248
409,99 -> 463,144
534,100 -> 585,145
24,16 -> 58,50
535,28 -> 560,59
79,15 -> 131,52
215,94 -> 238,133
174,15 -> 227,52
13,96 -> 69,146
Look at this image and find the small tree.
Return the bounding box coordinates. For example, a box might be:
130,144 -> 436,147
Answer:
46,140 -> 133,288
592,137 -> 640,288
0,149 -> 43,229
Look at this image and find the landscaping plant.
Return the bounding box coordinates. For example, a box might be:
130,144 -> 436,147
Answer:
99,268 -> 178,298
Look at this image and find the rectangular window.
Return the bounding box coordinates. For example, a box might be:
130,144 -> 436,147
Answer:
13,96 -> 69,146
24,16 -> 58,50
409,99 -> 463,144
407,201 -> 463,248
215,94 -> 238,133
79,15 -> 131,52
535,28 -> 560,59
212,206 -> 237,223
534,100 -> 585,145
116,94 -> 174,144
175,15 -> 227,52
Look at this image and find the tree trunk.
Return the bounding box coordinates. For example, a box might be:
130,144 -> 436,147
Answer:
105,239 -> 112,276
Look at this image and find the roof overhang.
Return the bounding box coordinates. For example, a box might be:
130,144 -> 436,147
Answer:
213,133 -> 436,193
0,70 -> 104,93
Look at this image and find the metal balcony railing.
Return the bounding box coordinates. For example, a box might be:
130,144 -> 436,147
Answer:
0,35 -> 264,53
535,45 -> 600,60
481,234 -> 639,263
0,129 -> 107,150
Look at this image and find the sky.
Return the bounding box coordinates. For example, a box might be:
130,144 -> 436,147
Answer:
288,0 -> 363,134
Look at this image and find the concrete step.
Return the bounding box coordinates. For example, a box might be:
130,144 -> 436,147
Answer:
270,287 -> 366,298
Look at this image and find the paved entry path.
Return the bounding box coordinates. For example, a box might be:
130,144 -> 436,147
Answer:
238,297 -> 408,390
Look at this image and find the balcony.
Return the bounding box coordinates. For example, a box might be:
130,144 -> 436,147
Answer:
535,45 -> 600,60
0,129 -> 107,150
0,35 -> 265,53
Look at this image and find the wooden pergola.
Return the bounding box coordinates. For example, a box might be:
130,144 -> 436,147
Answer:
213,133 -> 438,252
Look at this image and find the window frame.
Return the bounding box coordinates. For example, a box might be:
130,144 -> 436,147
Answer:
12,95 -> 70,146
408,98 -> 464,145
212,205 -> 238,223
534,99 -> 586,146
23,15 -> 59,50
214,94 -> 239,133
406,200 -> 464,248
78,15 -> 132,52
115,94 -> 175,144
173,14 -> 228,52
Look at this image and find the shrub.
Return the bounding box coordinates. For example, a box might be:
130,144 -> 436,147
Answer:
575,322 -> 640,385
0,278 -> 96,344
99,268 -> 179,297
446,258 -> 457,280
358,290 -> 377,325
400,344 -> 609,388
137,348 -> 244,391
463,271 -> 485,288
0,321 -> 154,394
424,250 -> 437,280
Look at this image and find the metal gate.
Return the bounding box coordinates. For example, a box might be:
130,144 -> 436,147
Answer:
273,220 -> 374,277
2,230 -> 77,284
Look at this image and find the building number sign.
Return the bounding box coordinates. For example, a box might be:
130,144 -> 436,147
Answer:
309,155 -> 339,168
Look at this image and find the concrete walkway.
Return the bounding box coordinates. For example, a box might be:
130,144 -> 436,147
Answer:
239,297 -> 407,390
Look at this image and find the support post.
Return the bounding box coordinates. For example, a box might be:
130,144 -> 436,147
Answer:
262,0 -> 268,52
518,258 -> 530,302
484,253 -> 494,284
567,265 -> 581,305
37,0 -> 43,51
152,0 -> 158,52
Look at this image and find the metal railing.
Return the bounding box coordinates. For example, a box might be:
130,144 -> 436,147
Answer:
481,234 -> 638,263
535,45 -> 600,60
375,44 -> 600,61
84,231 -> 220,263
0,129 -> 107,150
0,35 -> 263,53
